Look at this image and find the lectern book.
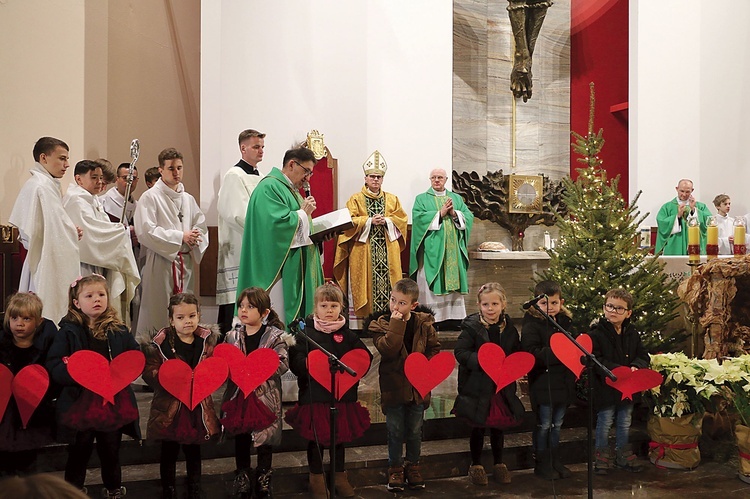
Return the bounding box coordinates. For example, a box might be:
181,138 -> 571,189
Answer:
310,208 -> 353,243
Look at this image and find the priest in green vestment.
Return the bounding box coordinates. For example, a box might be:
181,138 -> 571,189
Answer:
655,178 -> 712,255
409,168 -> 474,322
236,147 -> 324,325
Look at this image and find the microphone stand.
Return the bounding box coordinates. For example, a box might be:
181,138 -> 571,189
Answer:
292,321 -> 357,499
529,303 -> 616,499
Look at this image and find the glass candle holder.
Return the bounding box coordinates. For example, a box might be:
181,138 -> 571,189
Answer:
734,217 -> 747,256
687,216 -> 700,264
706,216 -> 719,260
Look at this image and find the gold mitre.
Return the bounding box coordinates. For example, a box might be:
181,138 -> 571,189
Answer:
362,150 -> 387,176
304,130 -> 326,160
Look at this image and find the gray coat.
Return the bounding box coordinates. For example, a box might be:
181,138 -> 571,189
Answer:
220,325 -> 292,446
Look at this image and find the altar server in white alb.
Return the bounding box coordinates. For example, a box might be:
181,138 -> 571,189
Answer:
63,159 -> 140,325
133,148 -> 208,340
216,129 -> 265,334
9,137 -> 81,324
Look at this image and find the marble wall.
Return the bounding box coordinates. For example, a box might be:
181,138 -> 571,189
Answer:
453,0 -> 571,252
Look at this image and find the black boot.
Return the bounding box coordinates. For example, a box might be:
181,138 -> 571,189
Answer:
160,486 -> 176,499
187,480 -> 203,499
534,449 -> 561,480
255,468 -> 273,498
231,468 -> 252,498
550,446 -> 572,478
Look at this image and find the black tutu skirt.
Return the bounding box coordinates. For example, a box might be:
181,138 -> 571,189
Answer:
284,401 -> 370,445
220,392 -> 276,435
452,391 -> 523,430
0,401 -> 54,452
61,389 -> 138,432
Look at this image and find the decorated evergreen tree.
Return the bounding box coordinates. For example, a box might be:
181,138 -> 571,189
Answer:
537,83 -> 681,350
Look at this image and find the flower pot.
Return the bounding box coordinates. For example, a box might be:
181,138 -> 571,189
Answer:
736,424 -> 750,484
647,413 -> 702,470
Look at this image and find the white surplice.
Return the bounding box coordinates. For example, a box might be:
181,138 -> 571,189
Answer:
101,186 -> 137,224
216,167 -> 262,305
8,163 -> 80,323
63,184 -> 140,325
133,178 -> 208,340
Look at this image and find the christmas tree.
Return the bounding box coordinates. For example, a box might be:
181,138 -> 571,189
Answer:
537,83 -> 681,350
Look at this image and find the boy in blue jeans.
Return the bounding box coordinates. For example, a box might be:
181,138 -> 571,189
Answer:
521,280 -> 576,480
590,288 -> 649,474
369,278 -> 440,491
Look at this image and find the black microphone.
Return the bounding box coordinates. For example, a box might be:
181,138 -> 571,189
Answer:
303,181 -> 311,198
522,294 -> 547,310
287,318 -> 306,334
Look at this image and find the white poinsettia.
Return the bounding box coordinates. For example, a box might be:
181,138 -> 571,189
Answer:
645,353 -> 722,418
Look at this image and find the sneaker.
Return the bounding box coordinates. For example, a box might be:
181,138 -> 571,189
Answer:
595,448 -> 611,475
615,449 -> 644,473
255,468 -> 273,498
492,463 -> 512,484
231,468 -> 252,497
387,466 -> 405,492
468,464 -> 488,486
404,461 -> 426,489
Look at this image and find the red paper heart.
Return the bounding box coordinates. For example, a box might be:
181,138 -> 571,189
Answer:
605,366 -> 664,401
404,351 -> 455,398
308,349 -> 371,400
67,350 -> 145,404
213,343 -> 280,398
477,343 -> 534,393
0,365 -> 12,423
550,333 -> 593,380
158,357 -> 229,410
12,365 -> 49,429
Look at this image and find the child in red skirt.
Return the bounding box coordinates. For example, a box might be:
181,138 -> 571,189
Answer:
220,287 -> 292,498
142,293 -> 221,499
47,275 -> 141,498
453,282 -> 525,486
0,293 -> 57,477
285,283 -> 372,499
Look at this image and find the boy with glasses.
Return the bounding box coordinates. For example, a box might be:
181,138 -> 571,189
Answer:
589,288 -> 649,474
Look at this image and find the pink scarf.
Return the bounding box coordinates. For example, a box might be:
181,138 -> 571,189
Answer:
313,315 -> 346,334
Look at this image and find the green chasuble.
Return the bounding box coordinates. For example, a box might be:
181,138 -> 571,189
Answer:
409,188 -> 474,294
655,197 -> 712,255
236,167 -> 323,325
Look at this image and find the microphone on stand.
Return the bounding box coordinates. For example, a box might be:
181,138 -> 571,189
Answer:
522,294 -> 547,310
288,318 -> 306,334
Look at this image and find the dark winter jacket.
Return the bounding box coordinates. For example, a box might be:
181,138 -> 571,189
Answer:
288,316 -> 372,405
453,313 -> 524,425
589,317 -> 650,409
142,325 -> 222,441
369,308 -> 440,410
46,320 -> 141,443
521,307 -> 576,407
0,319 -> 58,449
220,325 -> 292,446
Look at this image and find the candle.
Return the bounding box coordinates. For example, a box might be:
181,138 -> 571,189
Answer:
706,225 -> 719,260
687,224 -> 700,263
687,225 -> 699,246
735,225 -> 746,256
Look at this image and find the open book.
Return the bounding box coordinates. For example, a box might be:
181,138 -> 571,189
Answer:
310,208 -> 353,243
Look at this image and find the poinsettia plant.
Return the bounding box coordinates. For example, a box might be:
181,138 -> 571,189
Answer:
713,355 -> 750,427
644,353 -> 722,418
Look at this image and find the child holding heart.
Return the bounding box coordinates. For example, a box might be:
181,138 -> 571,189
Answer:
47,274 -> 141,498
285,283 -> 372,499
0,292 -> 57,476
453,282 -> 524,487
142,293 -> 221,499
219,287 -> 292,499
589,288 -> 649,474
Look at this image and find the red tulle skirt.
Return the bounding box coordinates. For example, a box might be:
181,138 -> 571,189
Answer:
220,392 -> 276,435
61,389 -> 138,432
167,405 -> 210,445
0,402 -> 54,451
452,392 -> 523,430
284,402 -> 370,445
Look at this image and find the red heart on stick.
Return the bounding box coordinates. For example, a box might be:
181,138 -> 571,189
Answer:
404,351 -> 455,398
477,343 -> 534,393
13,365 -> 49,429
308,349 -> 371,400
550,333 -> 592,380
158,357 -> 229,410
0,365 -> 13,422
213,344 -> 280,398
67,350 -> 145,404
606,366 -> 664,401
